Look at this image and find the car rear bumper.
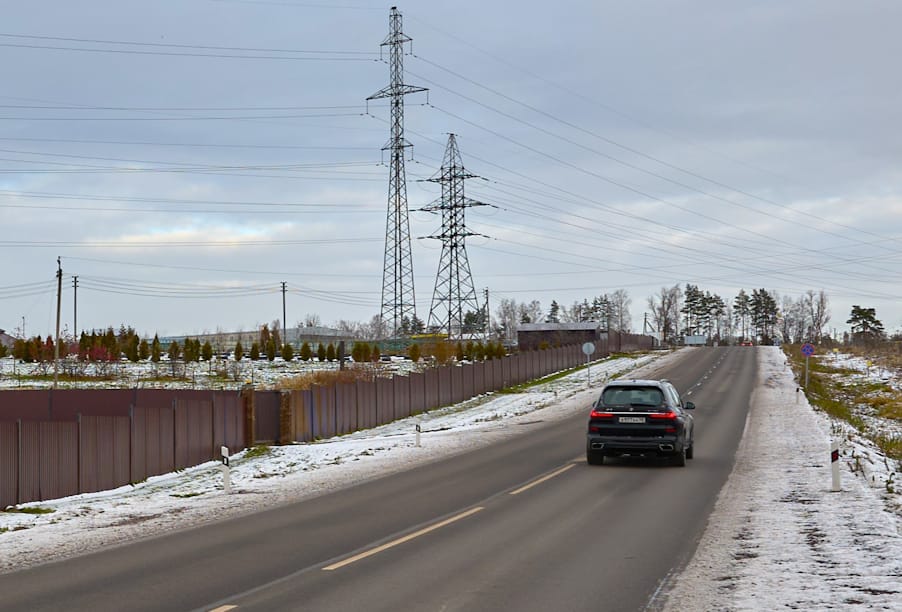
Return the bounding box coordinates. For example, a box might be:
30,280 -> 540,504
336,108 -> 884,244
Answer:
587,434 -> 686,455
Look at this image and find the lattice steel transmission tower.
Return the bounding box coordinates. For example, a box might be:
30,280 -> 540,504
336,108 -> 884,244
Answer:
367,6 -> 427,338
424,134 -> 486,339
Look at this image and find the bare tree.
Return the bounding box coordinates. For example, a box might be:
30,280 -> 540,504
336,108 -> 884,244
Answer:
495,298 -> 520,342
609,289 -> 632,332
647,285 -> 682,344
803,290 -> 830,342
304,313 -> 322,328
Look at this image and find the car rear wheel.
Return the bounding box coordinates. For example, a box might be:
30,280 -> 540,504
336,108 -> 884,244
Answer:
686,442 -> 694,460
587,450 -> 604,465
671,447 -> 686,467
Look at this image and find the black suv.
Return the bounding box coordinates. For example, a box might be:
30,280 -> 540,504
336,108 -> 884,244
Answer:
586,379 -> 695,466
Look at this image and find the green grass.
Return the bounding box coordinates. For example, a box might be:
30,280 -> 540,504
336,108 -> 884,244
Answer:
874,434 -> 902,461
243,444 -> 272,459
3,506 -> 55,515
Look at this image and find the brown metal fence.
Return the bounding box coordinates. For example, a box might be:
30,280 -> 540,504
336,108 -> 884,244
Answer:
2,339 -> 655,508
278,341 -> 654,443
1,390 -> 245,508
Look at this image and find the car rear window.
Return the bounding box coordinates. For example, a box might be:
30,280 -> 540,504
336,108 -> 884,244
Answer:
600,386 -> 666,410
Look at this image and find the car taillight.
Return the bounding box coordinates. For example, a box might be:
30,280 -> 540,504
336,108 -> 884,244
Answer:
589,410 -> 614,419
647,411 -> 677,420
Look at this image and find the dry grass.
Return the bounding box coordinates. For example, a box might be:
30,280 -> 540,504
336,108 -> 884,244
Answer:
275,367 -> 381,390
783,345 -> 902,460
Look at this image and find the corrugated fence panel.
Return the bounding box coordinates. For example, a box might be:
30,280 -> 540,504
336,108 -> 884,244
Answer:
423,369 -> 439,411
461,364 -> 475,400
311,386 -> 335,439
188,400 -> 213,467
473,361 -> 486,396
289,390 -> 311,442
492,360 -> 504,392
19,422 -> 41,503
393,375 -> 410,419
132,406 -> 148,484
253,392 -> 281,444
80,416 -> 130,494
376,377 -> 393,425
355,380 -> 377,430
501,357 -> 512,389
450,366 -> 464,405
336,383 -> 357,435
0,422 -> 17,508
437,367 -> 452,407
409,372 -> 425,415
39,422 -> 78,501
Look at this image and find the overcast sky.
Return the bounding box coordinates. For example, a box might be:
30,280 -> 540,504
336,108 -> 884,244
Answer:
2,0 -> 900,339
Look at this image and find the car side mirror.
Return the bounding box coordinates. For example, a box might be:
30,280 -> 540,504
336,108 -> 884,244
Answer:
684,401 -> 696,410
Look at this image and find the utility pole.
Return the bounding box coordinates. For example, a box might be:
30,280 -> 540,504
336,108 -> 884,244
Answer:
281,281 -> 287,348
54,257 -> 62,388
72,275 -> 78,341
367,6 -> 427,338
484,287 -> 490,342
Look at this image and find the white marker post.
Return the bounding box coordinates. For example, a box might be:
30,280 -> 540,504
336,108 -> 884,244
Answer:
221,445 -> 231,494
582,342 -> 595,387
830,440 -> 841,492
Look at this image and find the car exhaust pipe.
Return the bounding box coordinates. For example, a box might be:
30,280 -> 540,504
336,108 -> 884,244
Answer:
590,442 -> 605,450
659,444 -> 674,452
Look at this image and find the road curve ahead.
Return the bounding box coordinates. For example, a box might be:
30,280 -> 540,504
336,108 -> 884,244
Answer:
0,347 -> 756,612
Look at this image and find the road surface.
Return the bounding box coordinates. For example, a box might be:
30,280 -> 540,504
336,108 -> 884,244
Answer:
0,346 -> 756,611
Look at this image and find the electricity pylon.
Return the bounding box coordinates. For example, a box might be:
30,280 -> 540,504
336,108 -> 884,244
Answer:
423,134 -> 486,339
367,6 -> 427,338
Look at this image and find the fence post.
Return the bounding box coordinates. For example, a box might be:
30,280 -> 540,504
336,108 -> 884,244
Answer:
16,418 -> 22,506
76,413 -> 82,496
241,384 -> 255,448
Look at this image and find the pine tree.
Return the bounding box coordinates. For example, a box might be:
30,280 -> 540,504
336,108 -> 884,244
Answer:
326,343 -> 336,362
456,342 -> 464,362
234,341 -> 244,361
250,342 -> 260,361
151,334 -> 161,363
300,342 -> 312,361
202,341 -> 213,361
265,339 -> 276,361
281,343 -> 294,361
317,343 -> 327,362
168,341 -> 181,361
371,344 -> 381,362
139,338 -> 150,361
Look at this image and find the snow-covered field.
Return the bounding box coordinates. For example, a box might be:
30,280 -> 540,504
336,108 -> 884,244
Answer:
0,354 -> 414,390
2,347 -> 900,611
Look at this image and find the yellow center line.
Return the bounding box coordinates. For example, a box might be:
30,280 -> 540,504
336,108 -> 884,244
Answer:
509,463 -> 576,496
322,507 -> 485,571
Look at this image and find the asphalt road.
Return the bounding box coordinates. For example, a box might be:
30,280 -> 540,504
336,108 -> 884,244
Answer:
0,346 -> 757,612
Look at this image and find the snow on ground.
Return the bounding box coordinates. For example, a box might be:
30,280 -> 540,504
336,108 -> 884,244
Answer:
3,346 -> 900,612
662,347 -> 902,611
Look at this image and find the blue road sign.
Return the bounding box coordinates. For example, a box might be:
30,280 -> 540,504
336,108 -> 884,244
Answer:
801,343 -> 815,357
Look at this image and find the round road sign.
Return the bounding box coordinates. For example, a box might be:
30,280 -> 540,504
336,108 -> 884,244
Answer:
801,343 -> 815,357
582,342 -> 595,356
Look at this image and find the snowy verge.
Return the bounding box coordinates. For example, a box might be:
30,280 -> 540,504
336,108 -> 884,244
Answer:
661,347 -> 902,611
0,351 -> 676,574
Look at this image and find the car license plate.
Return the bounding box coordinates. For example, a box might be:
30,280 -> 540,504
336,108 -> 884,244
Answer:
619,416 -> 645,424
